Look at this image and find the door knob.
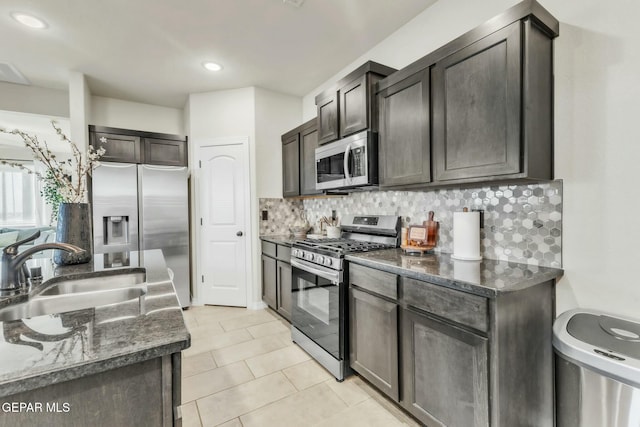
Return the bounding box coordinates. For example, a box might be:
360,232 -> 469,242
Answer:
236,231 -> 243,237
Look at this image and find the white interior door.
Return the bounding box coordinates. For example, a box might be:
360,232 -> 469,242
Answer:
198,143 -> 248,307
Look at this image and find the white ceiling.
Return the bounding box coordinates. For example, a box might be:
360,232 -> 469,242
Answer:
0,0 -> 437,108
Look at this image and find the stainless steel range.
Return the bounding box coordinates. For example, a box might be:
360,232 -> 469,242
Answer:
290,214 -> 400,381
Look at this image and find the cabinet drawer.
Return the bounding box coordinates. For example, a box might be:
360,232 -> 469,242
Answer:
402,277 -> 488,332
349,263 -> 398,300
276,245 -> 291,262
261,241 -> 276,258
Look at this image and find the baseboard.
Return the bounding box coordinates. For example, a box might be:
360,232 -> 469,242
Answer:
248,301 -> 267,310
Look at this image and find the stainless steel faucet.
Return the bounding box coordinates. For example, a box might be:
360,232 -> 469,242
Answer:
0,231 -> 84,294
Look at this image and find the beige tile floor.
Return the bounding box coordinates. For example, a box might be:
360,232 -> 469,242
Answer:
180,306 -> 421,427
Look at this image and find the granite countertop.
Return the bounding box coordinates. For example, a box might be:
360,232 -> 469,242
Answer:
346,249 -> 564,298
260,235 -> 296,246
0,249 -> 190,397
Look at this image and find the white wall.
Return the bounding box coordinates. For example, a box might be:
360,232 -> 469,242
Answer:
68,72 -> 91,153
0,82 -> 69,118
255,88 -> 302,198
91,96 -> 184,135
187,87 -> 258,307
188,88 -> 256,139
302,0 -> 640,320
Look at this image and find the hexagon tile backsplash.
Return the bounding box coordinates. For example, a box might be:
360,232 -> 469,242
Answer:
260,180 -> 562,268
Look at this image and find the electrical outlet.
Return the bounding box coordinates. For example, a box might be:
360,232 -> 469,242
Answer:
261,210 -> 268,221
331,210 -> 337,220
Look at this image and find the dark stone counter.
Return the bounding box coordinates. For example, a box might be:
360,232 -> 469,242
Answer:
260,235 -> 296,246
345,249 -> 563,298
0,249 -> 190,397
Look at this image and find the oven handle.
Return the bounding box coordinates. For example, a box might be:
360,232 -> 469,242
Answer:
291,258 -> 340,283
343,143 -> 352,181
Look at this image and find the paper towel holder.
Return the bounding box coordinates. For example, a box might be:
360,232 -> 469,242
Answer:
452,209 -> 482,261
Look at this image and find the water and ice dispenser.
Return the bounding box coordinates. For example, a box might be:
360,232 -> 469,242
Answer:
103,216 -> 130,246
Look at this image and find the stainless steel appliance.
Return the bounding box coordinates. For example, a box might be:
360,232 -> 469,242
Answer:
290,214 -> 400,380
315,130 -> 377,191
554,309 -> 640,427
91,162 -> 190,307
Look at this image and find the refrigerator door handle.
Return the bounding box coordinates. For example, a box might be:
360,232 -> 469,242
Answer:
141,164 -> 188,172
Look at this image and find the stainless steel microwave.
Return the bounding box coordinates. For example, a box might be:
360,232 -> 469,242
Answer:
315,130 -> 378,191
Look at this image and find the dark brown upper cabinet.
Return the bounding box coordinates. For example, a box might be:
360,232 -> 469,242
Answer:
378,70 -> 431,187
315,61 -> 396,145
377,0 -> 558,189
281,118 -> 320,198
89,125 -> 187,166
91,132 -> 141,164
143,138 -> 187,167
281,131 -> 300,198
316,92 -> 339,145
299,120 -> 322,196
432,21 -> 523,183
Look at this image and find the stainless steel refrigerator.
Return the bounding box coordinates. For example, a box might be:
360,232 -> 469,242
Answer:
91,162 -> 190,307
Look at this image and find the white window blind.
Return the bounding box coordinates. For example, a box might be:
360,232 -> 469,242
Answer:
0,161 -> 37,226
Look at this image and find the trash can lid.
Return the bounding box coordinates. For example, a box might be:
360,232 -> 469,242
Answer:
553,309 -> 640,388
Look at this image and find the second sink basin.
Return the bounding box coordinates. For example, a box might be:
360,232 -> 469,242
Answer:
38,268 -> 146,296
0,286 -> 147,322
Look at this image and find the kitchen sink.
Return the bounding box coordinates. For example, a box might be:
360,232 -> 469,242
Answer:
37,268 -> 146,296
0,286 -> 147,322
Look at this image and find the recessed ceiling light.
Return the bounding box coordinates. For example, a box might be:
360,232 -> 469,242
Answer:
11,12 -> 47,29
203,62 -> 223,72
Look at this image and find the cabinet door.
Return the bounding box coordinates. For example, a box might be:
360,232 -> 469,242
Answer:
349,287 -> 399,401
378,70 -> 431,187
143,138 -> 187,166
402,308 -> 488,427
299,124 -> 322,196
281,133 -> 300,197
339,74 -> 368,138
432,21 -> 521,182
316,92 -> 339,145
261,255 -> 277,309
92,132 -> 141,163
276,260 -> 292,322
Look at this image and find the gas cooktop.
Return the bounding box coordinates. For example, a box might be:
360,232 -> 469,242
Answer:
294,238 -> 394,255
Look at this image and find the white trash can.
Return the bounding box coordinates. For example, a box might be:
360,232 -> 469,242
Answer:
553,309 -> 640,427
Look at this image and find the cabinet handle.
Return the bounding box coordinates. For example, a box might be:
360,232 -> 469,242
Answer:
236,231 -> 243,237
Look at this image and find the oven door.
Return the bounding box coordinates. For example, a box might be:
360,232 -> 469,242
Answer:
315,131 -> 369,190
290,258 -> 344,361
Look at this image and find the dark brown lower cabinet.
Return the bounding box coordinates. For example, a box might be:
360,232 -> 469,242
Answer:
349,287 -> 399,401
276,260 -> 292,321
402,308 -> 488,427
347,262 -> 555,426
261,241 -> 292,322
261,254 -> 277,309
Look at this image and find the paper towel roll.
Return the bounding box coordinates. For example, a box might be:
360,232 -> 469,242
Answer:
452,211 -> 482,261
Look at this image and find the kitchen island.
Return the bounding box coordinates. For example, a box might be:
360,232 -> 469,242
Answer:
0,249 -> 190,426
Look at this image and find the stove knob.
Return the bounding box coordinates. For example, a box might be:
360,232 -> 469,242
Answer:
325,258 -> 333,267
307,253 -> 315,261
317,255 -> 324,264
292,249 -> 298,257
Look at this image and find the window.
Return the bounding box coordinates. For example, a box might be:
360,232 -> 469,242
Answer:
0,162 -> 37,226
